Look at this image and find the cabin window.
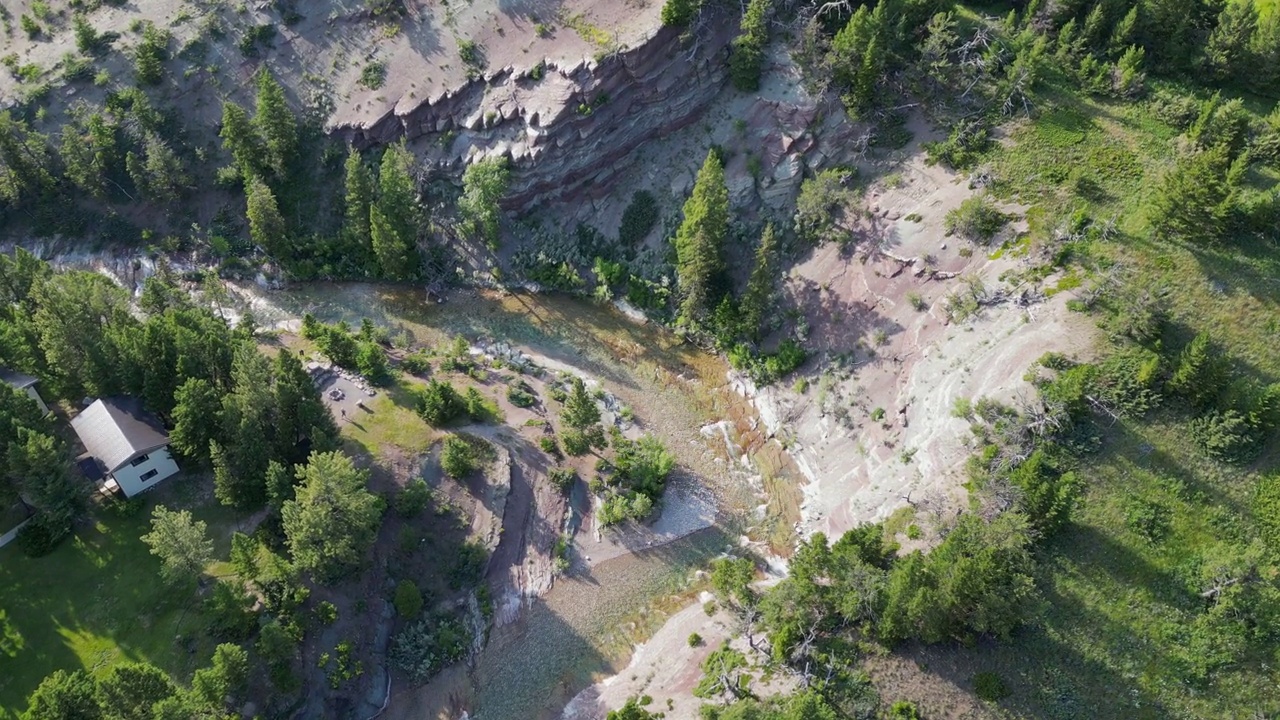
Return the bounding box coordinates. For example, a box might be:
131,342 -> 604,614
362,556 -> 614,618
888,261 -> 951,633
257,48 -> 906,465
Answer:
130,454 -> 150,467
139,469 -> 159,482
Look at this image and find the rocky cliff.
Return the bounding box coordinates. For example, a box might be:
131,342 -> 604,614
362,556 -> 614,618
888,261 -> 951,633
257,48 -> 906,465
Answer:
331,23 -> 738,211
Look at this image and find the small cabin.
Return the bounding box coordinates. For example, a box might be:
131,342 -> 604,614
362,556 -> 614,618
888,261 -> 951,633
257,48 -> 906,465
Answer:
0,368 -> 49,414
71,397 -> 180,498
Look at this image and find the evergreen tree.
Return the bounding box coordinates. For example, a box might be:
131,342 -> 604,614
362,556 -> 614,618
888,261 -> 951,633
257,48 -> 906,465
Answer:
216,346 -> 276,508
371,143 -> 420,280
252,68 -> 297,175
170,377 -> 221,464
245,175 -> 289,259
740,223 -> 778,342
22,669 -> 101,720
1204,0 -> 1257,82
459,157 -> 510,249
673,150 -> 729,324
1107,5 -> 1139,58
281,451 -> 384,581
729,0 -> 770,92
342,146 -> 374,267
272,349 -> 337,463
141,505 -> 214,584
561,377 -> 601,429
1152,144 -> 1240,245
829,4 -> 887,116
1167,331 -> 1229,409
129,133 -> 188,203
11,430 -> 82,535
218,102 -> 260,182
133,22 -> 169,86
0,112 -> 53,206
190,644 -> 248,711
95,663 -> 176,720
31,271 -> 137,399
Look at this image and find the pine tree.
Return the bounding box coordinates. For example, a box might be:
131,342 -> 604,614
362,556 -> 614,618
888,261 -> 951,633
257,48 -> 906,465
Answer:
729,0 -> 770,92
561,378 -> 601,429
282,451 -> 383,580
458,156 -> 510,249
371,143 -> 420,280
219,102 -> 260,182
740,223 -> 779,341
252,68 -> 297,175
1152,144 -> 1239,245
0,111 -> 53,205
273,349 -> 337,463
245,176 -> 289,259
829,5 -> 886,116
135,132 -> 188,203
1107,5 -> 1139,58
1081,2 -> 1108,49
673,150 -> 729,324
1204,0 -> 1257,82
342,146 -> 374,267
171,377 -> 221,464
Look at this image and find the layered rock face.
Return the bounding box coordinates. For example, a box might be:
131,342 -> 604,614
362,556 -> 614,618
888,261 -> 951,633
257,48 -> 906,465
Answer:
331,23 -> 737,211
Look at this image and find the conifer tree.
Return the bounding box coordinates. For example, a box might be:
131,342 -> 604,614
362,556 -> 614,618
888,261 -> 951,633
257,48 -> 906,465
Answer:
219,102 -> 260,181
245,176 -> 289,259
342,146 -> 374,265
282,451 -> 383,580
0,111 -> 53,205
252,68 -> 297,175
371,142 -> 420,280
561,378 -> 601,430
673,150 -> 729,324
1204,0 -> 1257,82
740,223 -> 778,341
171,377 -> 221,464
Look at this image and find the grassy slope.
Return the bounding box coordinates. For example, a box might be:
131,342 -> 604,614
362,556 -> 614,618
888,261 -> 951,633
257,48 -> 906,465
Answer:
954,73 -> 1280,718
0,481 -> 242,718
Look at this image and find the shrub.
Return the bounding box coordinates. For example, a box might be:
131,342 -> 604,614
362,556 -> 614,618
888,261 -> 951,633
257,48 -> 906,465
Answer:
441,435 -> 488,478
539,435 -> 561,458
390,613 -> 468,684
562,429 -> 591,456
449,541 -> 487,589
794,168 -> 858,245
924,121 -> 990,169
661,0 -> 696,26
21,15 -> 41,39
458,40 -> 485,76
944,196 -> 1008,244
417,380 -> 465,425
395,479 -> 431,517
889,700 -> 921,719
394,580 -> 424,619
549,467 -> 576,493
400,351 -> 431,375
205,580 -> 258,640
359,60 -> 387,89
1125,497 -> 1171,541
15,515 -> 66,558
506,382 -> 536,408
618,190 -> 659,245
316,601 -> 338,625
973,671 -> 1010,701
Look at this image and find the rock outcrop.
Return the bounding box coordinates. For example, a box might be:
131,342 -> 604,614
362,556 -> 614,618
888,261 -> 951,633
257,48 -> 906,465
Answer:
331,23 -> 738,211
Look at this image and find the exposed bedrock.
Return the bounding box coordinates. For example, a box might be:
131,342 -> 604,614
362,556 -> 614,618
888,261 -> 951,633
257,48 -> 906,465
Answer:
330,23 -> 738,211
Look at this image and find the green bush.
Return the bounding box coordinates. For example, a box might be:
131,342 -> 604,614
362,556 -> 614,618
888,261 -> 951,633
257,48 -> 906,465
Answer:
15,515 -> 66,557
394,580 -> 424,619
1125,497 -> 1171,541
618,190 -> 659,245
888,700 -> 921,719
794,168 -> 858,245
359,60 -> 387,89
448,541 -> 487,589
441,435 -> 481,478
687,632 -> 703,647
395,479 -> 431,517
316,600 -> 338,625
944,196 -> 1008,244
549,466 -> 576,492
506,382 -> 536,408
400,351 -> 431,375
205,580 -> 259,640
973,671 -> 1010,701
417,379 -> 465,425
539,435 -> 561,458
1191,409 -> 1261,463
562,429 -> 591,456
924,122 -> 990,169
390,613 -> 468,684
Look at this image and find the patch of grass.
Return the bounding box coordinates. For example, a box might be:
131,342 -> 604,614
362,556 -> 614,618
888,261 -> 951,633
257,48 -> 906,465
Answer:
0,491 -> 240,716
341,377 -> 439,460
